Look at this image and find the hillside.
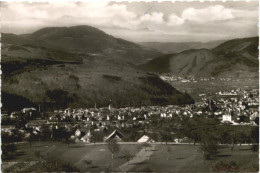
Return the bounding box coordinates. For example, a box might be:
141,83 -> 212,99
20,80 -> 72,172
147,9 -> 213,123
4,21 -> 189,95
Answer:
139,40 -> 226,54
1,26 -> 194,112
213,37 -> 258,56
139,37 -> 259,78
3,26 -> 162,65
139,49 -> 215,76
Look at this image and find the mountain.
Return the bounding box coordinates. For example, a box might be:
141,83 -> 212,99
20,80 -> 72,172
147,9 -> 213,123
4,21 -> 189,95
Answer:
138,40 -> 226,54
1,26 -> 194,112
213,37 -> 258,56
139,37 -> 259,78
3,26 -> 162,65
139,49 -> 216,76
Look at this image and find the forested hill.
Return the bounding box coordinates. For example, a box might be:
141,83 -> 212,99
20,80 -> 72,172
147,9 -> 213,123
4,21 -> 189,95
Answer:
2,25 -> 194,112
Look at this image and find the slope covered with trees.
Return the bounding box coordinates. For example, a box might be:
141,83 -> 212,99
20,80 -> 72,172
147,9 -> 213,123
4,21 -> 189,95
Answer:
2,26 -> 194,112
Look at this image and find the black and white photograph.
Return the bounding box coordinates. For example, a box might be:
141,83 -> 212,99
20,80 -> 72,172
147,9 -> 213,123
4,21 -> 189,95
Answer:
1,0 -> 259,172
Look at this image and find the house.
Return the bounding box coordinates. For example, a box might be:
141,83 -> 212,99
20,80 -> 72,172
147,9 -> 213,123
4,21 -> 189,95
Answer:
81,131 -> 91,143
22,107 -> 37,116
75,129 -> 81,137
222,114 -> 232,123
104,130 -> 124,142
160,113 -> 166,118
250,112 -> 259,125
137,135 -> 155,143
10,111 -> 21,119
250,112 -> 259,121
22,107 -> 38,119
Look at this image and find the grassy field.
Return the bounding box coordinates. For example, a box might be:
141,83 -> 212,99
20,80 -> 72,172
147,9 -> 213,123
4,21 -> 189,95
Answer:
3,141 -> 140,172
2,142 -> 259,172
129,144 -> 259,172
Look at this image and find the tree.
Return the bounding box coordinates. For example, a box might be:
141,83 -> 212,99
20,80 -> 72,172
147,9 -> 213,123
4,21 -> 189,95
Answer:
237,132 -> 248,146
190,130 -> 201,145
220,131 -> 232,144
182,115 -> 202,145
63,130 -> 72,147
230,132 -> 239,151
183,122 -> 201,145
160,131 -> 172,145
200,134 -> 218,160
107,139 -> 120,159
194,116 -> 219,160
238,115 -> 249,123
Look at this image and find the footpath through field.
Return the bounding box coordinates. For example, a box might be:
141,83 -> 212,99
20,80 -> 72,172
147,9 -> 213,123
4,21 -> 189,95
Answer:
118,144 -> 156,172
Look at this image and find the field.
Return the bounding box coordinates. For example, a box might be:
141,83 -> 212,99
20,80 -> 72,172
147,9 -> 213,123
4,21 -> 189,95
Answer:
129,145 -> 258,172
2,142 -> 258,172
2,141 -> 139,172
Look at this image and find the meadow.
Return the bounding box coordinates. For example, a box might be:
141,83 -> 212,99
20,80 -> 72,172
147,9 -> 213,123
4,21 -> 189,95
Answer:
2,141 -> 258,172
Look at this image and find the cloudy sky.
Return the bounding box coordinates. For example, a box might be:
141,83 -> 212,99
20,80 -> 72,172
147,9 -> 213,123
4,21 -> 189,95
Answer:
1,1 -> 258,42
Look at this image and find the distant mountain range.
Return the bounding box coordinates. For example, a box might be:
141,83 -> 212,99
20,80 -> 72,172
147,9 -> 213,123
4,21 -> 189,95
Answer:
1,26 -> 193,111
139,37 -> 259,78
3,26 -> 161,65
138,40 -> 226,54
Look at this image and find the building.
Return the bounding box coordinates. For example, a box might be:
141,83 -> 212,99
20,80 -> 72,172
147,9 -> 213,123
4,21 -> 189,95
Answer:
104,130 -> 124,142
81,131 -> 91,143
137,135 -> 155,143
222,114 -> 232,122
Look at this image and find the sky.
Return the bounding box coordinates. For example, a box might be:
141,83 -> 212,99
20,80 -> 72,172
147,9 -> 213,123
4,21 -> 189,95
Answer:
1,1 -> 259,42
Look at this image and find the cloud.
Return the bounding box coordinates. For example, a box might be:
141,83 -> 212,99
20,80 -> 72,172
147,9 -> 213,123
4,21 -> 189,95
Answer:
1,2 -> 258,42
140,12 -> 164,23
181,5 -> 234,23
1,2 -> 138,31
168,13 -> 184,25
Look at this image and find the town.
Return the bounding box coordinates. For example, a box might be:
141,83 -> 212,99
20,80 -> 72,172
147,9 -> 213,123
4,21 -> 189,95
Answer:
159,75 -> 246,83
2,86 -> 259,172
2,87 -> 259,144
